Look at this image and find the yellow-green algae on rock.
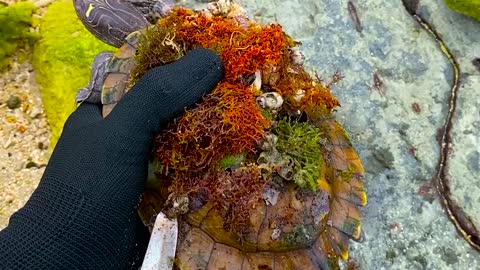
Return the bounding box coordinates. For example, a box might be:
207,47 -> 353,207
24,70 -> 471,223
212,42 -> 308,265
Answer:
0,1 -> 38,72
445,0 -> 480,21
32,0 -> 114,147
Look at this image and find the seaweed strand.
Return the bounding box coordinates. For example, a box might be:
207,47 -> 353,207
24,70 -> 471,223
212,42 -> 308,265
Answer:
402,0 -> 480,252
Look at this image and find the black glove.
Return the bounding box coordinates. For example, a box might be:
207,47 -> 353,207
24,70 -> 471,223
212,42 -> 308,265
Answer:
0,48 -> 224,270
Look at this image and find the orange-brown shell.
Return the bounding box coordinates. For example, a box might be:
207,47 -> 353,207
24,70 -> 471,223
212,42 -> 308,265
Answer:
136,117 -> 366,270
101,17 -> 366,270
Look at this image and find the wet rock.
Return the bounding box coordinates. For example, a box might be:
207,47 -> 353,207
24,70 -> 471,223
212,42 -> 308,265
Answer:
372,147 -> 394,169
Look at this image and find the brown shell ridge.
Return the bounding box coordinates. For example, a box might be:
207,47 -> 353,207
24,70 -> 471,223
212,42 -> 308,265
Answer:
312,116 -> 365,263
187,202 -> 214,227
312,234 -> 340,270
176,227 -> 215,270
176,225 -> 342,270
324,226 -> 350,260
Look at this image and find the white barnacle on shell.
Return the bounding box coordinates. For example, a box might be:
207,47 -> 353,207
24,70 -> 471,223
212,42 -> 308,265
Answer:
256,92 -> 283,111
262,187 -> 280,206
256,96 -> 267,108
208,0 -> 247,18
259,132 -> 278,151
293,89 -> 305,102
290,47 -> 305,65
253,70 -> 262,91
165,194 -> 190,218
271,229 -> 281,240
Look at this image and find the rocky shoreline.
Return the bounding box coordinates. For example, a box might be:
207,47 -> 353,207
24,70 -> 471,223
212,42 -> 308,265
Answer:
0,58 -> 50,229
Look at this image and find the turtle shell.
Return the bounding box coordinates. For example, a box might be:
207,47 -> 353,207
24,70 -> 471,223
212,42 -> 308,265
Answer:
169,119 -> 366,270
98,6 -> 366,270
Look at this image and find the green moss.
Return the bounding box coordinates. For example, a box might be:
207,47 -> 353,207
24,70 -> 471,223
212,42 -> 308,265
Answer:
131,24 -> 187,85
259,108 -> 274,122
274,119 -> 323,190
445,0 -> 480,21
340,169 -> 354,182
0,1 -> 38,72
218,153 -> 245,170
32,1 -> 114,147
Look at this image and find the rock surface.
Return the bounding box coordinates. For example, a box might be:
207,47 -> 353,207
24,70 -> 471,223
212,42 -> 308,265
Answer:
0,60 -> 50,230
192,0 -> 479,268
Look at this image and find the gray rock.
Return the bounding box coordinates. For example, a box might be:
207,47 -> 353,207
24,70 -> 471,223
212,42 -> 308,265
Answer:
181,0 -> 480,268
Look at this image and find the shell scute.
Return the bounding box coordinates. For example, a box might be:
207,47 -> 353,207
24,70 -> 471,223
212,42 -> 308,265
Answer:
176,227 -> 215,270
329,199 -> 362,240
325,226 -> 350,260
334,174 -> 367,206
255,185 -> 325,252
312,235 -> 339,270
318,119 -> 364,175
114,42 -> 136,58
200,208 -> 257,252
186,202 -> 214,227
206,243 -> 244,270
275,250 -> 323,270
106,55 -> 135,74
241,252 -> 274,270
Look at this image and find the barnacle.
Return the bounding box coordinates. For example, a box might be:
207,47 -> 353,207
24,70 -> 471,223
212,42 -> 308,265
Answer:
256,92 -> 284,112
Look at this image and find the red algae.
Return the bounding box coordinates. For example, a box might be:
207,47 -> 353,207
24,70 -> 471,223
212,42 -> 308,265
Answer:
132,6 -> 341,230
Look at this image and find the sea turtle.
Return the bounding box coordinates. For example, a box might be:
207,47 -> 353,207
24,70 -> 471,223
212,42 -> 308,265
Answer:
74,0 -> 367,269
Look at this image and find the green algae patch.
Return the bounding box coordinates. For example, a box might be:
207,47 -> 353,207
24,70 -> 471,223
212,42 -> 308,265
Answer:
274,119 -> 323,190
0,1 -> 38,72
445,0 -> 480,21
218,153 -> 245,170
32,0 -> 114,147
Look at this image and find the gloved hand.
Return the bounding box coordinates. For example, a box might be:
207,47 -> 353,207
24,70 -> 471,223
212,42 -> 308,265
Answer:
0,48 -> 224,270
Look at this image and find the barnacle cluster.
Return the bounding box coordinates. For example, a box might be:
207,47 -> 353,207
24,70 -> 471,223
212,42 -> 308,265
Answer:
134,2 -> 342,231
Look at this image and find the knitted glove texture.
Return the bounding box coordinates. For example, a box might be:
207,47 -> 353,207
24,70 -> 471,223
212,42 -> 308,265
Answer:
0,48 -> 223,270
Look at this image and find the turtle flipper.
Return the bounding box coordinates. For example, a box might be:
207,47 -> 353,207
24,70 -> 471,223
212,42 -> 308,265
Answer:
73,0 -> 150,47
76,51 -> 114,104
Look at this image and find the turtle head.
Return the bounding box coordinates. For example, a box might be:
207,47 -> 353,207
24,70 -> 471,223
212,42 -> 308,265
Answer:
73,0 -> 150,47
